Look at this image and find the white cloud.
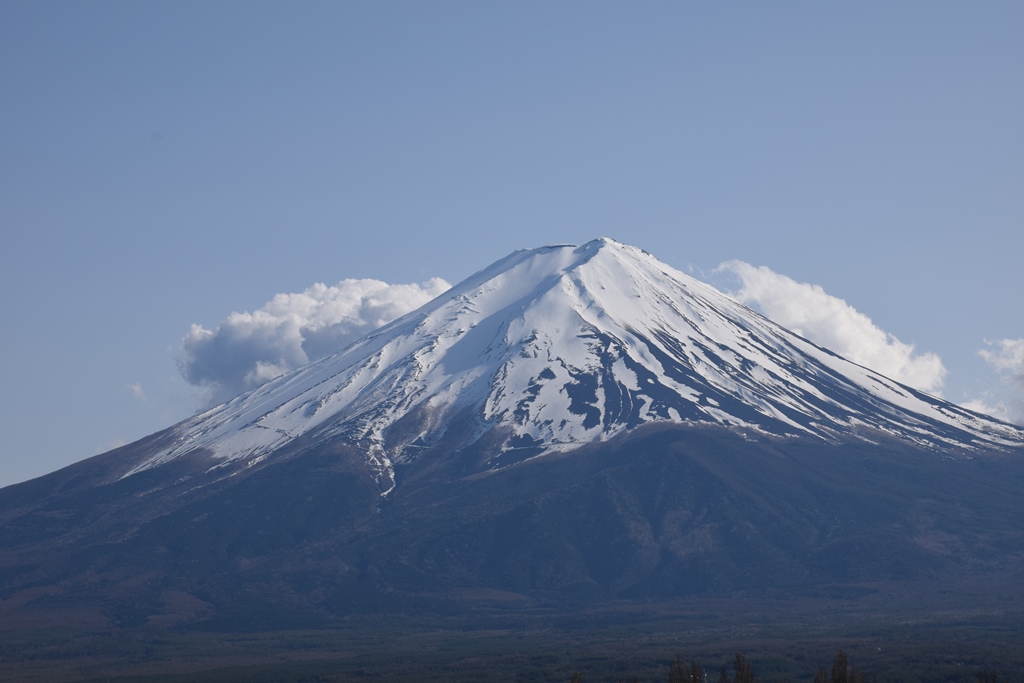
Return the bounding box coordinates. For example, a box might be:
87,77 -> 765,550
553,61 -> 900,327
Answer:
179,277 -> 451,404
960,395 -> 1013,423
979,338 -> 1024,378
973,338 -> 1024,424
716,260 -> 947,394
127,383 -> 147,402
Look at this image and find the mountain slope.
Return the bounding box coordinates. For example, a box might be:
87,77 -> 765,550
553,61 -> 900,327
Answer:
122,238 -> 1021,494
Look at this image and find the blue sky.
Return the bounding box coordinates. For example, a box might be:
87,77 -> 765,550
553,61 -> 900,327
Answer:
2,1 -> 1022,487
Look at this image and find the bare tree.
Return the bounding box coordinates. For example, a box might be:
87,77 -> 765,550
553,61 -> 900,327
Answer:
690,659 -> 705,683
670,654 -> 687,683
831,650 -> 848,683
734,652 -> 756,683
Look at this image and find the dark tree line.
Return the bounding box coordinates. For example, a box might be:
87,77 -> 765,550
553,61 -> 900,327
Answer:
569,648 -> 1009,682
573,649 -> 885,683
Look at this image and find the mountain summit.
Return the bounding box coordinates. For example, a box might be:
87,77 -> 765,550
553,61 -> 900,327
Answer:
126,238 -> 1021,493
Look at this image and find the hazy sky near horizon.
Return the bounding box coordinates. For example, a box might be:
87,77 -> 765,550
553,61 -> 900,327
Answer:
2,1 -> 1022,487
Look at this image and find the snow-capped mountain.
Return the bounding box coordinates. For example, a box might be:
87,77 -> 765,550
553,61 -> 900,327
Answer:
124,238 -> 1023,493
5,238 -> 1024,637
